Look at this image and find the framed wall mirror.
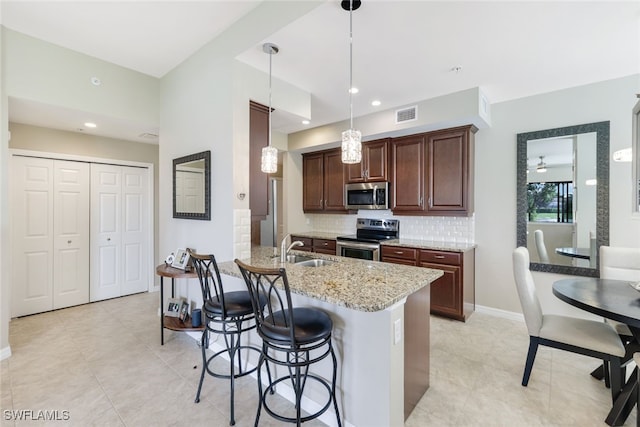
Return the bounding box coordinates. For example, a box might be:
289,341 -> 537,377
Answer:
173,150 -> 211,220
517,122 -> 609,277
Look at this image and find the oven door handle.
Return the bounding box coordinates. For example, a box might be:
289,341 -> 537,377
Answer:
337,240 -> 380,250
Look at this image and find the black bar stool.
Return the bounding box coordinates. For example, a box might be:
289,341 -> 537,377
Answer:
191,252 -> 264,426
235,259 -> 341,427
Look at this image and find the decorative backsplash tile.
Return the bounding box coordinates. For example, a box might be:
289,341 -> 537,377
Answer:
233,209 -> 252,259
306,211 -> 475,243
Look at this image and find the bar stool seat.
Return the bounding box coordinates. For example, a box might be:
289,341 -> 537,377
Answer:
204,291 -> 254,316
235,259 -> 342,427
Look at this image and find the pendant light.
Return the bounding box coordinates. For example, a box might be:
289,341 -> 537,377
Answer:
261,42 -> 279,174
341,0 -> 362,164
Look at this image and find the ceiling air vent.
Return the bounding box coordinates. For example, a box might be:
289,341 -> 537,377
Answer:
395,105 -> 417,124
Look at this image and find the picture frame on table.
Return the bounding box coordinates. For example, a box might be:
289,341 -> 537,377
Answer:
171,248 -> 190,270
165,298 -> 183,318
178,301 -> 190,322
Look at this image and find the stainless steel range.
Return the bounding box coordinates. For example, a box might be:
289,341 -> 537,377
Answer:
336,218 -> 399,261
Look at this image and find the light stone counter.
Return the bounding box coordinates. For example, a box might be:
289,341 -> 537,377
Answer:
217,246 -> 443,312
382,238 -> 476,252
215,245 -> 442,426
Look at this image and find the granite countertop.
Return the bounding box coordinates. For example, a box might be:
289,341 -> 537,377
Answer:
217,246 -> 443,312
382,238 -> 477,252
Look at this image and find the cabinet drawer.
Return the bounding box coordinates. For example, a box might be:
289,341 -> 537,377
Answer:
291,236 -> 313,251
381,246 -> 417,261
419,250 -> 461,266
313,239 -> 336,251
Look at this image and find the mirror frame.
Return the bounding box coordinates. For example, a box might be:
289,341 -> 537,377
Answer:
173,150 -> 211,221
517,121 -> 609,277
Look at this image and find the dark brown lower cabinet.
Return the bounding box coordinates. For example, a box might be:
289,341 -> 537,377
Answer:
381,245 -> 475,321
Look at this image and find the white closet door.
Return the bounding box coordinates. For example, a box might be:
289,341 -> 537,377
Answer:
90,164 -> 122,301
90,164 -> 149,301
11,157 -> 54,316
53,161 -> 90,309
121,166 -> 148,296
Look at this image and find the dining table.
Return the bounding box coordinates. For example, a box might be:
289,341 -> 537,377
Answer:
553,277 -> 640,426
555,247 -> 591,260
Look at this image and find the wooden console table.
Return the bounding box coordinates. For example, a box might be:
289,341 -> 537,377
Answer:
156,264 -> 204,345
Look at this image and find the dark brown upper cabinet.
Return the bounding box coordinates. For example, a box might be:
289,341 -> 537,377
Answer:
303,148 -> 347,213
346,138 -> 390,183
391,125 -> 476,216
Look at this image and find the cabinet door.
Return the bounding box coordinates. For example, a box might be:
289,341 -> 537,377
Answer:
303,153 -> 324,212
391,135 -> 425,212
347,139 -> 389,183
420,262 -> 461,319
426,127 -> 470,213
364,139 -> 389,182
323,149 -> 346,211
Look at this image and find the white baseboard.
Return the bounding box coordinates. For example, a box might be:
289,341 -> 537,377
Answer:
475,304 -> 525,323
0,346 -> 12,360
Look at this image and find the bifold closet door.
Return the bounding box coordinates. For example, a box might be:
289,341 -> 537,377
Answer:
90,164 -> 149,302
12,157 -> 89,317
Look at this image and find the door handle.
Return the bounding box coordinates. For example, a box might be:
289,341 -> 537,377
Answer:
67,240 -> 72,244
107,237 -> 111,241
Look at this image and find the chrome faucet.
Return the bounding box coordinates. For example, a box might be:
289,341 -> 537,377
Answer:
280,234 -> 305,263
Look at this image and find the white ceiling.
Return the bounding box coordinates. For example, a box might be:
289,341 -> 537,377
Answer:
2,1 -> 639,143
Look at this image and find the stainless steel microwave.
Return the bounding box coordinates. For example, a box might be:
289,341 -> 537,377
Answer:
345,182 -> 390,210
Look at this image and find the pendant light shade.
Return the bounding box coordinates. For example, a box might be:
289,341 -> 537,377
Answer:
261,146 -> 278,173
342,129 -> 362,164
341,0 -> 362,164
261,42 -> 279,174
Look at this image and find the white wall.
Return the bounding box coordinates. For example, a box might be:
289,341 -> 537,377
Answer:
1,23 -> 11,358
475,74 -> 640,316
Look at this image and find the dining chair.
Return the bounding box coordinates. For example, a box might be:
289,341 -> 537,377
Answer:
596,246 -> 640,379
534,230 -> 550,263
512,247 -> 625,403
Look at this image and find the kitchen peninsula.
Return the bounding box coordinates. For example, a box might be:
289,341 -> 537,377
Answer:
217,246 -> 443,427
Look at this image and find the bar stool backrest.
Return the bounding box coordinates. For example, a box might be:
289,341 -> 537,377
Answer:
190,252 -> 227,317
235,260 -> 296,346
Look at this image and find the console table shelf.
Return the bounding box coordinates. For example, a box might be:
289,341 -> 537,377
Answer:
156,264 -> 203,344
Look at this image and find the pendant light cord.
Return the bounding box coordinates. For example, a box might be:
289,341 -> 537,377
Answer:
348,0 -> 354,130
268,47 -> 273,147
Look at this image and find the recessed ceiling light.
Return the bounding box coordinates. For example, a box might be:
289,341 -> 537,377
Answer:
371,100 -> 381,107
84,122 -> 97,128
349,87 -> 359,94
451,66 -> 462,73
90,77 -> 101,86
302,120 -> 310,125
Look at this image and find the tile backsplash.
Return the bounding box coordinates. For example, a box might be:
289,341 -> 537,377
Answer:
307,210 -> 475,243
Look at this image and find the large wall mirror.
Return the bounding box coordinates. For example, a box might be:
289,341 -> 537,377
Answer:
173,150 -> 211,220
517,122 -> 609,277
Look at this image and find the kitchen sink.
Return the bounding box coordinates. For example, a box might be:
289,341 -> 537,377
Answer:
296,259 -> 335,268
285,254 -> 315,264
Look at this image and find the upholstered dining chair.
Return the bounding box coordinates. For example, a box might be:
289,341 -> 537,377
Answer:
534,230 -> 550,263
593,246 -> 640,383
512,247 -> 625,403
601,246 -> 640,337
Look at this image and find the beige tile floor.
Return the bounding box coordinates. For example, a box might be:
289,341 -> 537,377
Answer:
1,291 -> 637,426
